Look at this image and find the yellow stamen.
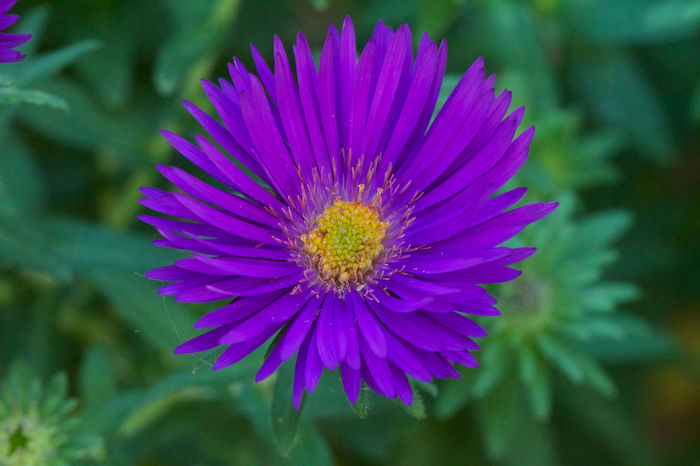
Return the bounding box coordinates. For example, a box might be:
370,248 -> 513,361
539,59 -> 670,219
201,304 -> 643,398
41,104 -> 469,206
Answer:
302,199 -> 387,287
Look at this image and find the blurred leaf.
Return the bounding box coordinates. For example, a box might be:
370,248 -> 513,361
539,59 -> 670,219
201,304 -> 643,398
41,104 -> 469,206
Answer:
692,79 -> 700,121
519,343 -> 551,419
577,313 -> 676,363
559,382 -> 655,465
45,216 -> 181,272
416,0 -> 458,38
14,6 -> 50,55
88,268 -> 196,356
571,52 -> 673,160
0,214 -> 71,279
351,386 -> 371,419
0,133 -> 44,213
74,7 -> 134,106
433,377 -> 472,419
79,346 -> 116,409
16,78 -> 151,166
286,423 -> 333,466
11,39 -> 100,87
482,0 -> 558,111
401,383 -> 426,420
271,361 -> 304,456
154,0 -> 242,95
472,338 -> 509,397
477,375 -> 556,465
564,0 -> 700,45
537,334 -> 585,383
0,87 -> 67,109
434,74 -> 459,118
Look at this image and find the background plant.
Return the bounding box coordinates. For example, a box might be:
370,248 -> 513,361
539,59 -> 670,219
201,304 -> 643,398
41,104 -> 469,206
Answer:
0,0 -> 697,464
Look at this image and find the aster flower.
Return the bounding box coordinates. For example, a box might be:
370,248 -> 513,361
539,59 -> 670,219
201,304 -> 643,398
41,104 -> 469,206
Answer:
0,0 -> 30,63
140,17 -> 557,408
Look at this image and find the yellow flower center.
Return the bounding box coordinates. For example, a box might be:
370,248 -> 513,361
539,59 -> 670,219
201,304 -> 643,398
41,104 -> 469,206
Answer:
301,199 -> 387,286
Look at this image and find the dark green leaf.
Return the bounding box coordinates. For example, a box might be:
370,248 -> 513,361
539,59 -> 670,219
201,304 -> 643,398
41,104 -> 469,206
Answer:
571,52 -> 673,160
79,346 -> 116,409
11,40 -> 100,87
564,0 -> 700,45
350,385 -> 371,420
0,87 -> 67,109
271,360 -> 304,456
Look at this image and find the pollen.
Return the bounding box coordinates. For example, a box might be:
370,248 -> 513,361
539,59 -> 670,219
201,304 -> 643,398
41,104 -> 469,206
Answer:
301,198 -> 387,288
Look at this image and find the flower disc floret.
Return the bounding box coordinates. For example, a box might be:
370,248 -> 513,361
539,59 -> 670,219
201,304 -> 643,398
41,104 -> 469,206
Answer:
302,199 -> 387,287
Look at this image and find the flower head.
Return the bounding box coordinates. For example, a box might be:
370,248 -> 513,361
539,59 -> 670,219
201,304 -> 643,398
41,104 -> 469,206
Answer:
0,0 -> 31,63
140,17 -> 557,407
0,362 -> 103,465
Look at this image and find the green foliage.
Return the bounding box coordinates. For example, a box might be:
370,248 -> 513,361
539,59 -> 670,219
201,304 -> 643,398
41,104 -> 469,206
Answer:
1,0 -> 696,464
0,362 -> 104,465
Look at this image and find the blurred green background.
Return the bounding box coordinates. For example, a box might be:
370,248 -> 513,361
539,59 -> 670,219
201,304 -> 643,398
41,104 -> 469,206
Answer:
1,0 -> 698,464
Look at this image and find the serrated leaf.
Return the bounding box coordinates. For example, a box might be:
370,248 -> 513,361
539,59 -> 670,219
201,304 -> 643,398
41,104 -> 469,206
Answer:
271,360 -> 304,456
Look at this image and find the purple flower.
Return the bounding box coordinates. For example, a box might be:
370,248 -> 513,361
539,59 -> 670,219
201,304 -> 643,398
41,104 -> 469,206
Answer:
0,0 -> 30,63
140,17 -> 557,407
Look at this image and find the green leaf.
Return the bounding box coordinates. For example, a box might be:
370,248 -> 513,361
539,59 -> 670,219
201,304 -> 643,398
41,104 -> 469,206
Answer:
0,133 -> 44,214
433,377 -> 472,419
0,87 -> 67,109
577,313 -> 676,363
433,74 -> 459,118
45,216 -> 181,272
482,0 -> 558,112
472,338 -> 509,397
78,347 -> 116,409
477,374 -> 557,465
11,40 -> 100,87
519,345 -> 551,419
154,0 -> 242,95
13,7 -> 50,55
692,79 -> 700,122
16,78 -> 150,166
350,385 -> 371,419
401,383 -> 426,420
558,382 -> 655,465
564,0 -> 700,45
536,334 -> 585,383
87,267 -> 196,356
571,52 -> 673,161
271,360 -> 304,456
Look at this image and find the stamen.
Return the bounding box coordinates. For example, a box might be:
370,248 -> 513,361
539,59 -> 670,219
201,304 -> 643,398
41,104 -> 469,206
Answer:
301,198 -> 387,289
